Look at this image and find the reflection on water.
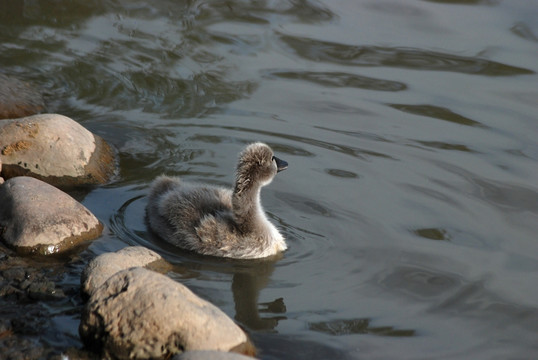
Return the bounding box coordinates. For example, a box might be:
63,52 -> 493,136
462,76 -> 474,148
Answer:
2,0 -> 538,358
232,271 -> 287,331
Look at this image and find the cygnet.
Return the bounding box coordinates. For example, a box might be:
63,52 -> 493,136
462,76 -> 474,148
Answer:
146,142 -> 288,259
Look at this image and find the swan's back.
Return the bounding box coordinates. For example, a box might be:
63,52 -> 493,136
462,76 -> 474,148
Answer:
146,176 -> 235,249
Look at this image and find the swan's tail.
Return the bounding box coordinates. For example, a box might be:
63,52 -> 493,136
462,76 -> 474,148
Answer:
148,175 -> 180,199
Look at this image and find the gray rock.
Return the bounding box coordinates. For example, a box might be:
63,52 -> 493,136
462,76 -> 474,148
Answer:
0,114 -> 116,186
80,267 -> 252,360
172,350 -> 258,360
81,246 -> 169,297
0,176 -> 103,255
0,74 -> 46,119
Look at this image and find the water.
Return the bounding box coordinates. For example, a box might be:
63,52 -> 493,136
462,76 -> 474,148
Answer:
2,0 -> 538,358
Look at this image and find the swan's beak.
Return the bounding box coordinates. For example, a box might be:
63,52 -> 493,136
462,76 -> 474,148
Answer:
274,157 -> 288,172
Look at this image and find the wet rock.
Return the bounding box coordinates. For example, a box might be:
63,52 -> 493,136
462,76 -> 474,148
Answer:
2,267 -> 26,282
0,176 -> 103,255
0,257 -> 66,302
27,279 -> 65,301
0,253 -> 97,359
0,113 -> 116,187
0,283 -> 21,298
172,351 -> 258,360
0,317 -> 12,335
0,337 -> 45,360
0,74 -> 46,120
81,246 -> 168,297
48,347 -> 100,360
80,267 -> 251,360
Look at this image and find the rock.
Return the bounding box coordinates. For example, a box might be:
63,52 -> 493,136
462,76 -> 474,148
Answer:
79,267 -> 253,360
0,317 -> 12,335
172,351 -> 258,360
0,176 -> 103,255
0,114 -> 116,187
0,156 -> 3,184
0,74 -> 46,119
81,246 -> 169,297
2,267 -> 26,282
27,279 -> 65,301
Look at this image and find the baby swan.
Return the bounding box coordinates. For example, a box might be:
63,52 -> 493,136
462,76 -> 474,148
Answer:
146,142 -> 288,259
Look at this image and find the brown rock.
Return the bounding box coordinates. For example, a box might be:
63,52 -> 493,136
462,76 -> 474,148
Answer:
0,74 -> 45,119
79,267 -> 252,360
81,246 -> 169,297
0,176 -> 103,255
0,114 -> 116,187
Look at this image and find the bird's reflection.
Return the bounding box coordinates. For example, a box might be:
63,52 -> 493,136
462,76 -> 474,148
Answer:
145,231 -> 287,331
231,260 -> 287,331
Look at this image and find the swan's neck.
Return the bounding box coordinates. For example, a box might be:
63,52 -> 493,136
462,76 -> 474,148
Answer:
232,185 -> 267,232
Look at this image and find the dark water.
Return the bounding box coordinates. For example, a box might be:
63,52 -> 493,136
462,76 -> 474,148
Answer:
2,0 -> 538,359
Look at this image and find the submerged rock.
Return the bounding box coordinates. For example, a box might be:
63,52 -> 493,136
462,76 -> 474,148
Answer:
0,176 -> 103,255
81,246 -> 169,297
172,350 -> 258,360
0,264 -> 65,302
0,74 -> 46,119
0,114 -> 116,187
80,267 -> 253,360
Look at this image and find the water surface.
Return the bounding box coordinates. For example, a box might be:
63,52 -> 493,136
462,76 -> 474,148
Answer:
1,0 -> 538,359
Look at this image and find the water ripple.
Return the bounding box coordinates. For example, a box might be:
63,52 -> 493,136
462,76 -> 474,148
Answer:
278,33 -> 534,76
510,22 -> 538,43
198,0 -> 335,24
309,318 -> 415,337
389,103 -> 484,127
58,61 -> 256,117
264,70 -> 407,92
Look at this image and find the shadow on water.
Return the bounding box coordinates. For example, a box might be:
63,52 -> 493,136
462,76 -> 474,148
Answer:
252,333 -> 353,360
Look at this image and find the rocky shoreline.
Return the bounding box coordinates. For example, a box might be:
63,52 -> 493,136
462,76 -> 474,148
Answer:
0,75 -> 259,359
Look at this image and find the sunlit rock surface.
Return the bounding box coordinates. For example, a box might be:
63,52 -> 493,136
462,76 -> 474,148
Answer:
0,114 -> 116,186
0,176 -> 102,255
79,267 -> 252,360
81,246 -> 169,297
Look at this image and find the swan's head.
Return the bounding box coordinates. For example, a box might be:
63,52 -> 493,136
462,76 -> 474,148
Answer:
235,142 -> 288,193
